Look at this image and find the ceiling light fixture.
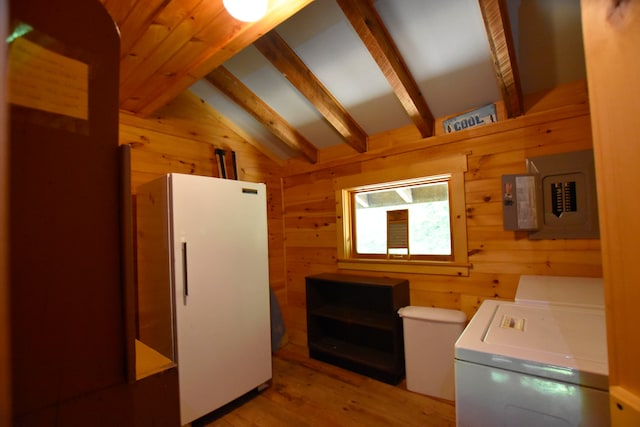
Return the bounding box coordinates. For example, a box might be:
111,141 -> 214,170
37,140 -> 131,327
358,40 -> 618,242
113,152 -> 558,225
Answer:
223,0 -> 268,22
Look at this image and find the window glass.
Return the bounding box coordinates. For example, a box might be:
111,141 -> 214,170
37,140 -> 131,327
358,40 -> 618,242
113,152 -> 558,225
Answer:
353,180 -> 451,257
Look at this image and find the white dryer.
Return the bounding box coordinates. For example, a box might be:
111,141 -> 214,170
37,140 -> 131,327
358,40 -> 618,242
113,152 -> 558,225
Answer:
454,276 -> 610,427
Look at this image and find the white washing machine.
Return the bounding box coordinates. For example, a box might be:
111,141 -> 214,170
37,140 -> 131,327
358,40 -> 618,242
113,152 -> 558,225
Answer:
454,276 -> 610,427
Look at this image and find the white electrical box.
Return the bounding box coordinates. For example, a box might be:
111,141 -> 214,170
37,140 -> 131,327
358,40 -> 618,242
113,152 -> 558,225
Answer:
502,174 -> 540,231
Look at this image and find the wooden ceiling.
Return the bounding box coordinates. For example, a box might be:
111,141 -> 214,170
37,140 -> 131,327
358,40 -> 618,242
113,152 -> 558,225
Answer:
102,0 -> 523,163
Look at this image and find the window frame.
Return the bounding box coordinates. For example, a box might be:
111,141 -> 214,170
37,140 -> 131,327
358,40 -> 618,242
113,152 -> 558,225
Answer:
349,176 -> 454,262
335,153 -> 470,276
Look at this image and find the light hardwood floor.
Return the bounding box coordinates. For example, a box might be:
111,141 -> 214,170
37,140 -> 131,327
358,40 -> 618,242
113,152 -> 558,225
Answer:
195,344 -> 456,427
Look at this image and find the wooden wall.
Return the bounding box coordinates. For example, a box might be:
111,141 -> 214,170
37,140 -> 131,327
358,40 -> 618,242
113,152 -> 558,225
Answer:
119,90 -> 288,301
279,81 -> 601,350
582,1 -> 640,423
120,81 -> 601,360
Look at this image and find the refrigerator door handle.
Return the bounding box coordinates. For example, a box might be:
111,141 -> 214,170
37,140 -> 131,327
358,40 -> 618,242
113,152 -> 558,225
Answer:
182,241 -> 189,303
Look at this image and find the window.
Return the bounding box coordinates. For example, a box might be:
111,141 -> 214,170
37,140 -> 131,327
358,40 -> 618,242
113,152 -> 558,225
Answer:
336,154 -> 469,276
352,177 -> 452,260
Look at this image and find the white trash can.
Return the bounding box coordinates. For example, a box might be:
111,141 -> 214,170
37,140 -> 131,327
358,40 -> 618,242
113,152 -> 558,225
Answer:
398,306 -> 467,401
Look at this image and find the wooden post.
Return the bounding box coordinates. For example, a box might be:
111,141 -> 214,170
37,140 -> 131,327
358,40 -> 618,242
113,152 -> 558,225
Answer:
581,0 -> 640,424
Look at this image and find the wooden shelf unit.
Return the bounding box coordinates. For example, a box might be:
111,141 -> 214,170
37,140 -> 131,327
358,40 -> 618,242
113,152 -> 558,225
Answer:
305,273 -> 410,384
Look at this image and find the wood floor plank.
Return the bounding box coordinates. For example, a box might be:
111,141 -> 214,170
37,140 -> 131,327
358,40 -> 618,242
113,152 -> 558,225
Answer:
195,346 -> 456,427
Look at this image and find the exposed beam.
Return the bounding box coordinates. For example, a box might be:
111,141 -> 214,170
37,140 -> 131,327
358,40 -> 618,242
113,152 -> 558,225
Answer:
356,194 -> 369,208
395,188 -> 412,204
336,0 -> 434,138
205,66 -> 318,163
189,92 -> 286,166
254,31 -> 368,154
478,0 -> 523,118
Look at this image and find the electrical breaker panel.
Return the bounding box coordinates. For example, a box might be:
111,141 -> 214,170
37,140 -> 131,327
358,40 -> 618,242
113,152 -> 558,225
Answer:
527,150 -> 599,239
502,150 -> 599,239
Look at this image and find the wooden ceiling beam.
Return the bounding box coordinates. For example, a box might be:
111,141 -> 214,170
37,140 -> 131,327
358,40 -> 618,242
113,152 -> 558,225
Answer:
478,0 -> 523,118
336,0 -> 434,138
205,66 -> 318,164
254,31 -> 368,154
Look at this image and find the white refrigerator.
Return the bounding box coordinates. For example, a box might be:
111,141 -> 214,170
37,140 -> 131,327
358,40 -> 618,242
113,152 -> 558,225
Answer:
136,173 -> 272,425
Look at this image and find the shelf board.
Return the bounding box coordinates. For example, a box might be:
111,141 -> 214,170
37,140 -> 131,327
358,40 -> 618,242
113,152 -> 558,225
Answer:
309,337 -> 396,373
309,305 -> 395,330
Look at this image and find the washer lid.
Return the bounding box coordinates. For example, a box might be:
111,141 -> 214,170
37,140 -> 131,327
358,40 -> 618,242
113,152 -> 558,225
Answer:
515,275 -> 605,309
455,300 -> 608,390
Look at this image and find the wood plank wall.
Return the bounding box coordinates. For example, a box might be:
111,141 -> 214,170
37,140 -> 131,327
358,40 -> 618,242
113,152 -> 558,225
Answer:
118,90 -> 288,300
280,81 -> 600,350
119,81 -> 600,357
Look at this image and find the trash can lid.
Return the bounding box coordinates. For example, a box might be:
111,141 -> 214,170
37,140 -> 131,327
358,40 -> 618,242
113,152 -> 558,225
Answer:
398,306 -> 467,323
